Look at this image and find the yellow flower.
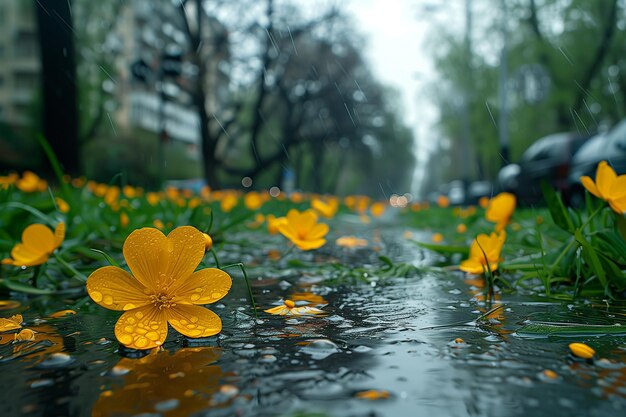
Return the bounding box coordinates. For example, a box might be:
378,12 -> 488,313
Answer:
478,196 -> 489,208
580,160 -> 626,214
146,192 -> 161,206
456,224 -> 467,234
432,232 -> 444,243
0,314 -> 23,332
311,197 -> 338,218
0,173 -> 18,189
16,171 -> 47,193
277,209 -> 329,250
459,231 -> 506,274
486,192 -> 516,231
244,191 -> 264,210
437,195 -> 450,208
336,236 -> 368,248
153,219 -> 165,230
2,223 -> 65,267
266,214 -> 287,235
120,212 -> 130,228
86,226 -> 232,350
264,299 -> 324,316
370,202 -> 386,218
290,192 -> 304,203
220,193 -> 238,213
55,197 -> 70,213
122,185 -> 138,198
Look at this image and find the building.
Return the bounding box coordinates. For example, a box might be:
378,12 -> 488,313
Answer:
0,0 -> 40,127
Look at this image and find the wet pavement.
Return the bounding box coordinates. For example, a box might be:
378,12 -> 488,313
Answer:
1,222 -> 626,417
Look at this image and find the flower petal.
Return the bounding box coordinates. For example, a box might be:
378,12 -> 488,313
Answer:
9,243 -> 49,267
610,176 -> 626,199
264,305 -> 290,315
308,223 -> 329,240
580,176 -> 600,198
609,195 -> 626,214
595,161 -> 616,198
167,304 -> 222,338
293,238 -> 326,251
86,266 -> 151,311
459,259 -> 484,274
163,226 -> 206,285
123,228 -> 168,291
115,306 -> 168,349
0,318 -> 22,332
22,224 -> 55,254
174,268 -> 232,305
53,222 -> 65,250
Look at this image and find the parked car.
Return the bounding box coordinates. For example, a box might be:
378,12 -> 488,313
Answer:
466,180 -> 493,205
568,120 -> 626,206
497,132 -> 590,205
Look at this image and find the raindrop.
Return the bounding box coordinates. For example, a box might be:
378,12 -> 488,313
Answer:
37,353 -> 74,369
154,399 -> 179,412
362,316 -> 382,324
108,365 -> 130,376
300,339 -> 340,360
259,354 -> 277,363
269,186 -> 280,197
30,379 -> 54,388
353,345 -> 372,353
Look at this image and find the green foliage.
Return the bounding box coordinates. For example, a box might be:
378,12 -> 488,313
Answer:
429,0 -> 626,183
82,130 -> 201,189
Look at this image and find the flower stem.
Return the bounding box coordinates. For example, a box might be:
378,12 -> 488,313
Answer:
53,253 -> 87,282
221,262 -> 258,318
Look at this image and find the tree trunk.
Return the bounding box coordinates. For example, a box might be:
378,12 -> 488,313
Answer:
35,0 -> 79,175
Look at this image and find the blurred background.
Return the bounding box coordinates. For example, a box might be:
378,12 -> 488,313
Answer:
0,0 -> 625,203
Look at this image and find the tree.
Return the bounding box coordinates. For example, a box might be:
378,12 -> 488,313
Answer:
35,0 -> 79,174
428,0 -> 625,183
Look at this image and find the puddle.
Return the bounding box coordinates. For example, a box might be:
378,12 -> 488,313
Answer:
0,224 -> 625,416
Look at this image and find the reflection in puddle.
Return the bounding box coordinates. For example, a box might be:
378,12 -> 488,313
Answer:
93,348 -> 232,417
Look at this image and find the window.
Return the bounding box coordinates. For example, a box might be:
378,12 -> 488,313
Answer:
14,32 -> 37,58
14,72 -> 37,89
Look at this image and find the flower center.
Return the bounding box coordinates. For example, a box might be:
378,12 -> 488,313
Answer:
150,293 -> 175,310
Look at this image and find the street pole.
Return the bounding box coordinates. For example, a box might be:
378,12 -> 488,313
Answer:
461,0 -> 472,195
498,0 -> 510,166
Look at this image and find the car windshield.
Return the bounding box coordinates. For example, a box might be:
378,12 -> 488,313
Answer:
572,134 -> 608,163
521,134 -> 570,163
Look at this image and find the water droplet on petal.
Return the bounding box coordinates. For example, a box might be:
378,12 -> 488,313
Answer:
134,337 -> 148,348
123,303 -> 136,310
90,291 -> 103,302
145,331 -> 160,341
118,334 -> 133,345
103,295 -> 114,305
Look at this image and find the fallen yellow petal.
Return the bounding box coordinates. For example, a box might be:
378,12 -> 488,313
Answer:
14,328 -> 36,342
569,342 -> 595,359
355,390 -> 391,400
49,309 -> 77,318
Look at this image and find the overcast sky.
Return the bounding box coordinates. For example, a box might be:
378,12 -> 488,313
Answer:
346,0 -> 440,196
